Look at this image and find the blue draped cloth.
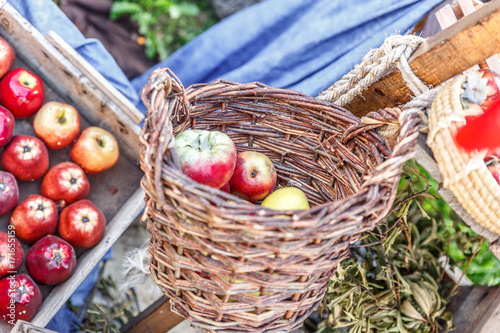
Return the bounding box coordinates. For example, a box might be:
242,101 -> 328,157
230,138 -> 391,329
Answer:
7,0 -> 442,331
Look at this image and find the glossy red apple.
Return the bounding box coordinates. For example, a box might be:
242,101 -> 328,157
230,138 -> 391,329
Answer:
0,37 -> 15,79
0,68 -> 44,118
175,130 -> 236,188
40,162 -> 90,205
26,235 -> 76,285
10,194 -> 57,243
0,274 -> 42,325
220,181 -> 230,193
0,106 -> 14,148
0,171 -> 18,217
70,126 -> 119,174
58,200 -> 106,248
33,101 -> 80,149
1,135 -> 49,181
229,151 -> 277,202
0,231 -> 23,279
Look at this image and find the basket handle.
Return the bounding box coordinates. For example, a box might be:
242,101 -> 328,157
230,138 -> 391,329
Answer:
139,68 -> 191,203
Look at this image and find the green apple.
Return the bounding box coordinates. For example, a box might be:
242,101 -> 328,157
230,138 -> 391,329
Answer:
261,187 -> 310,211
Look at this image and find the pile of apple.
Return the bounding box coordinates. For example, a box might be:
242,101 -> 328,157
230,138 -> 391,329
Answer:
458,68 -> 500,184
175,129 -> 310,213
0,37 -> 119,324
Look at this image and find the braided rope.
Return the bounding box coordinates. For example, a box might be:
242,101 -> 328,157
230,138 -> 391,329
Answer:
317,34 -> 426,106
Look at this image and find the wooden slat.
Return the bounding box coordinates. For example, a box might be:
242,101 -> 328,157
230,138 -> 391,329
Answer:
121,298 -> 185,333
446,286 -> 500,332
344,0 -> 500,117
11,321 -> 57,333
45,31 -> 144,125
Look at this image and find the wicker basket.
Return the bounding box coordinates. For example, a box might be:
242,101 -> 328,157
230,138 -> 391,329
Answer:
428,75 -> 500,235
139,68 -> 420,332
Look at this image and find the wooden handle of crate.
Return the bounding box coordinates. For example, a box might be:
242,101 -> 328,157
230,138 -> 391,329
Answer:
344,0 -> 500,118
45,31 -> 145,125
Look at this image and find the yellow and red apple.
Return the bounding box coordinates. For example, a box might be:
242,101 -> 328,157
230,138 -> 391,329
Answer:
70,126 -> 119,174
229,151 -> 276,202
34,102 -> 80,150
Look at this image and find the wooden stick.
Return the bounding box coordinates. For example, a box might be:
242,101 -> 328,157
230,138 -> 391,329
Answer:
344,0 -> 500,117
45,31 -> 145,125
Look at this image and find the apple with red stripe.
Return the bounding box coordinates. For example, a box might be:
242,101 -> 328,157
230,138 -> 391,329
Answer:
0,36 -> 15,79
26,235 -> 76,285
0,274 -> 42,325
10,194 -> 57,243
0,106 -> 14,148
0,231 -> 23,280
1,135 -> 49,181
41,162 -> 90,205
0,171 -> 18,217
174,130 -> 237,189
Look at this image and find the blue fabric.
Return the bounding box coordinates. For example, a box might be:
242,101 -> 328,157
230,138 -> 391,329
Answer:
131,0 -> 442,109
8,0 -> 443,331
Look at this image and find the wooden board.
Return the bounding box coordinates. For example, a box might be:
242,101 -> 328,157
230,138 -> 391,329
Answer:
121,298 -> 185,333
343,0 -> 500,118
10,321 -> 56,333
446,286 -> 500,332
0,2 -> 145,330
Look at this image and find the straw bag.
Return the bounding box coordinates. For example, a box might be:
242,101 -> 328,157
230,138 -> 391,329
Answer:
428,75 -> 500,235
139,35 -> 424,332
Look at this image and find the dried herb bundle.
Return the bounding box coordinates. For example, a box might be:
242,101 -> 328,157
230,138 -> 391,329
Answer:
314,162 -> 485,333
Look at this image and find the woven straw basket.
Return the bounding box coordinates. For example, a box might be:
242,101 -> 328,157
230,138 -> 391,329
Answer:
138,66 -> 421,332
428,75 -> 500,235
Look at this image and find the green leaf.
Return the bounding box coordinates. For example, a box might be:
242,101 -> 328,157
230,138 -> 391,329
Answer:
109,2 -> 142,20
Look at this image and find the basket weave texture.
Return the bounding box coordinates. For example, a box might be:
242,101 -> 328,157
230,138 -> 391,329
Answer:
428,75 -> 500,235
139,68 -> 420,332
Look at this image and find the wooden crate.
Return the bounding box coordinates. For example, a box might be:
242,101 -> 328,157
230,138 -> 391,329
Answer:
0,2 -> 145,330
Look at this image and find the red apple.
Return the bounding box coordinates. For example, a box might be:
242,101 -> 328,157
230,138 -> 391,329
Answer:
70,126 -> 119,174
0,37 -> 15,79
0,171 -> 18,217
229,151 -> 277,202
58,200 -> 106,248
40,162 -> 90,205
0,274 -> 42,325
10,194 -> 57,243
0,231 -> 23,279
0,68 -> 44,118
33,101 -> 80,149
220,181 -> 230,193
0,106 -> 14,148
174,130 -> 236,188
26,235 -> 76,285
1,135 -> 49,181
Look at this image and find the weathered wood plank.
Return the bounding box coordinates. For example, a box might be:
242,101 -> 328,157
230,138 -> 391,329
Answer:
446,286 -> 500,332
344,0 -> 500,117
121,298 -> 185,333
45,32 -> 144,125
10,321 -> 57,333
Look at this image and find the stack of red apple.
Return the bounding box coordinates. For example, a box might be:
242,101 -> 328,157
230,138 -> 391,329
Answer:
174,129 -> 310,213
0,37 -> 119,324
458,68 -> 500,184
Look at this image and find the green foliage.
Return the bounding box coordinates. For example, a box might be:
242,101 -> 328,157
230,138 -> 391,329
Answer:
314,161 -> 499,333
76,275 -> 139,333
110,0 -> 218,60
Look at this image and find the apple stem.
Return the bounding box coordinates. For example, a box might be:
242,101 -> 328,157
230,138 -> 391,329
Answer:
59,115 -> 67,124
96,137 -> 104,147
23,146 -> 31,153
251,171 -> 257,178
38,204 -> 44,211
82,217 -> 90,223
